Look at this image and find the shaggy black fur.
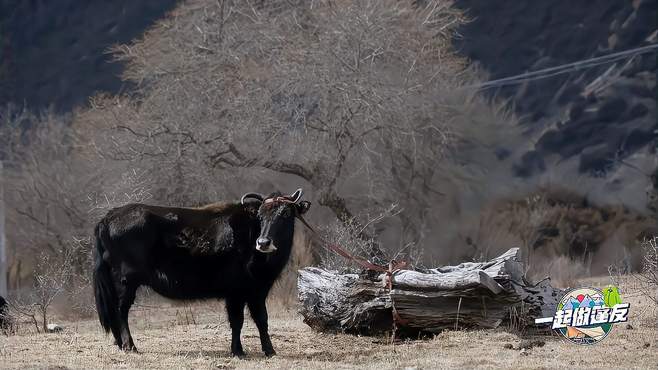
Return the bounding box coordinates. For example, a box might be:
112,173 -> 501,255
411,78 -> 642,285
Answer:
93,189 -> 310,356
0,295 -> 7,329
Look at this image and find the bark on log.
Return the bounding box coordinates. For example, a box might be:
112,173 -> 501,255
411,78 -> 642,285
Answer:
298,248 -> 560,336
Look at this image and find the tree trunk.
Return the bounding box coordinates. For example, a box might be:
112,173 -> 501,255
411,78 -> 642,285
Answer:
317,188 -> 354,224
41,308 -> 48,334
298,248 -> 560,336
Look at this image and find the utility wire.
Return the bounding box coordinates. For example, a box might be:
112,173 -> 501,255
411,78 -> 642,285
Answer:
462,43 -> 658,91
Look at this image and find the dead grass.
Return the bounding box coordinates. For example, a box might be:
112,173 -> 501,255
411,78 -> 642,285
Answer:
0,276 -> 656,369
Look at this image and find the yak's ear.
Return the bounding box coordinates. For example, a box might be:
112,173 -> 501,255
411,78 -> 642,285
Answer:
296,200 -> 311,215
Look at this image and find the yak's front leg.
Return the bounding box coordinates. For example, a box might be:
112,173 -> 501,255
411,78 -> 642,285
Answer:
247,297 -> 275,357
226,297 -> 246,357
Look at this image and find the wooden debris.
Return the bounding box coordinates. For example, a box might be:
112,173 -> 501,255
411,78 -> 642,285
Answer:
298,248 -> 560,336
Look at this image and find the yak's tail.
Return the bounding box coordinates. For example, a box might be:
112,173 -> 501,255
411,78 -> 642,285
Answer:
93,221 -> 120,337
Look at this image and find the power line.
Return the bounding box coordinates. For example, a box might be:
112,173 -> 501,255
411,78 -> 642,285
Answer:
463,43 -> 658,91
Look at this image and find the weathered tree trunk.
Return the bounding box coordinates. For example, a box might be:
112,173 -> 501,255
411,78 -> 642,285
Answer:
298,248 -> 560,336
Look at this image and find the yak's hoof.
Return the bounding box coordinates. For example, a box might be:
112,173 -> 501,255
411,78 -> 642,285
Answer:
232,350 -> 246,359
264,350 -> 277,358
121,344 -> 138,353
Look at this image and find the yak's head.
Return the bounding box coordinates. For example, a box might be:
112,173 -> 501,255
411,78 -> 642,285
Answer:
240,188 -> 311,253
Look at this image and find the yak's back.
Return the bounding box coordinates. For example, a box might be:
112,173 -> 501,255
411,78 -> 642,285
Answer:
100,201 -> 258,255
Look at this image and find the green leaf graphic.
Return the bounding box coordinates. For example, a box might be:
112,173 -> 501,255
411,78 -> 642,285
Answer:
603,285 -> 622,307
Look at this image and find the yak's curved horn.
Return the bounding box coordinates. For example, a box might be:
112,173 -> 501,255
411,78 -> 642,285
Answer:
290,188 -> 303,203
241,192 -> 264,204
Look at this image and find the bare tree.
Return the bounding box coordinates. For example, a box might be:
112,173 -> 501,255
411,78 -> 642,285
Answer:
3,248 -> 74,334
32,249 -> 74,332
0,107 -> 116,308
83,0 -> 519,256
0,109 -> 97,263
637,236 -> 658,305
0,105 -> 187,304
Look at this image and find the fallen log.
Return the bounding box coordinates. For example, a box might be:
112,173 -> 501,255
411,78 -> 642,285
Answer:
298,248 -> 560,336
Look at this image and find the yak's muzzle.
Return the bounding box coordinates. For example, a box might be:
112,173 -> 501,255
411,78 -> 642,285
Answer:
256,237 -> 277,253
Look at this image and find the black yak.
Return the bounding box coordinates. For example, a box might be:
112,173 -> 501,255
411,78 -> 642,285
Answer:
0,294 -> 7,329
93,189 -> 311,357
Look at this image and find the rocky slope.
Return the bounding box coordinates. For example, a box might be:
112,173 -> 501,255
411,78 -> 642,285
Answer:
3,1 -> 655,173
453,0 -> 657,178
1,0 -> 655,212
0,0 -> 178,112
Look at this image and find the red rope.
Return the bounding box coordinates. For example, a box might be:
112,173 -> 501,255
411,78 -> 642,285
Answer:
296,214 -> 396,272
296,214 -> 410,339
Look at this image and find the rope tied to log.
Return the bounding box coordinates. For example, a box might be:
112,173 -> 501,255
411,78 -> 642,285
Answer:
296,214 -> 410,340
296,214 -> 408,274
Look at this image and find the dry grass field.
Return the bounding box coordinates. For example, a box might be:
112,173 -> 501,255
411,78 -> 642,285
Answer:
0,277 -> 656,370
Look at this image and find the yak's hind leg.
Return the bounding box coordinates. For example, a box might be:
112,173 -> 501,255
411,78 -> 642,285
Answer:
247,297 -> 275,357
226,297 -> 246,357
116,281 -> 139,352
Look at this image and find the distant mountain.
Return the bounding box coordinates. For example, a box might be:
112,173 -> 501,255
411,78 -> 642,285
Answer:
2,0 -> 655,213
453,0 -> 656,179
0,0 -> 179,112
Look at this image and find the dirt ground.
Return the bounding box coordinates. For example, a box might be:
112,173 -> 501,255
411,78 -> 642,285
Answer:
0,278 -> 656,370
